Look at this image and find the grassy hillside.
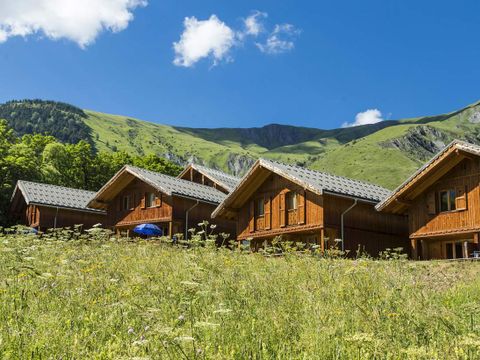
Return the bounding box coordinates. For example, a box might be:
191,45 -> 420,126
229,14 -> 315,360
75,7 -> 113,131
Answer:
2,231 -> 480,358
83,100 -> 480,188
3,99 -> 480,189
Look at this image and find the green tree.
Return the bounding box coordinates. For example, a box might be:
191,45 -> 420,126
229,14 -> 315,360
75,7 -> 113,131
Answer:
133,154 -> 182,176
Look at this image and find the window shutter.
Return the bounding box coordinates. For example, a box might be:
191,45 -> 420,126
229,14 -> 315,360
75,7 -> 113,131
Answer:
455,185 -> 468,210
155,193 -> 162,207
298,190 -> 306,225
264,197 -> 271,230
426,191 -> 436,215
279,192 -> 286,227
141,193 -> 146,209
249,200 -> 255,232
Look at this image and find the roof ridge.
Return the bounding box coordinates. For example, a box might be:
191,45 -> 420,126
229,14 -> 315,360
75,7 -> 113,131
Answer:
258,158 -> 389,191
126,164 -> 228,194
17,180 -> 97,194
190,163 -> 240,179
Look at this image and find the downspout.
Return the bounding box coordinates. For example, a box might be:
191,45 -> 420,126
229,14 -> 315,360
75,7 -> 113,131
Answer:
185,200 -> 200,241
340,199 -> 358,252
53,206 -> 59,229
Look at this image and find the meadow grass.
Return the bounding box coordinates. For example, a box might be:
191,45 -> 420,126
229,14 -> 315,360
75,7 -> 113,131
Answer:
1,230 -> 480,359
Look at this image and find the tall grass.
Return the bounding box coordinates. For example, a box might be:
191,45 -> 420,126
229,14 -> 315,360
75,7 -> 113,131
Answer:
1,229 -> 480,359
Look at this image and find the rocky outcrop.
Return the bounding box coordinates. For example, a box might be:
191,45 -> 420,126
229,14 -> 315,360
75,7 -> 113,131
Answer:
226,153 -> 255,176
468,111 -> 480,124
382,126 -> 452,161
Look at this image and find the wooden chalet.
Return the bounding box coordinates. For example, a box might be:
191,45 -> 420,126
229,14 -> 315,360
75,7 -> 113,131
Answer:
377,140 -> 480,260
87,165 -> 235,239
212,159 -> 409,255
9,180 -> 106,230
178,163 -> 240,194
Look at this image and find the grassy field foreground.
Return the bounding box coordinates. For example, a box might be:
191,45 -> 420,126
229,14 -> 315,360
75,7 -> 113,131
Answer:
1,232 -> 480,359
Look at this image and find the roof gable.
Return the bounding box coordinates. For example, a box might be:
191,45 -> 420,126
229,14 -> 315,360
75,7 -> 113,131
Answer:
88,165 -> 227,209
376,140 -> 480,213
179,163 -> 240,192
212,158 -> 391,218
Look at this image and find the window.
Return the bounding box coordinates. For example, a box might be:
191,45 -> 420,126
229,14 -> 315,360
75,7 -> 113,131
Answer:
286,191 -> 297,211
439,189 -> 456,212
145,192 -> 156,208
122,195 -> 130,210
256,198 -> 265,217
132,193 -> 137,210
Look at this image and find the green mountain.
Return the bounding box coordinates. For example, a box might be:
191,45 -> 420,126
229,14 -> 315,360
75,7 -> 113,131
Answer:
2,99 -> 480,189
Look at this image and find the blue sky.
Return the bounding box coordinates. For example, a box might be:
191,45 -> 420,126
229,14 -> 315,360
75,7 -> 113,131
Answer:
0,0 -> 480,129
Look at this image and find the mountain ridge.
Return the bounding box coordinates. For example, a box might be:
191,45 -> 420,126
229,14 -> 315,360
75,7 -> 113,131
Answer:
2,99 -> 480,189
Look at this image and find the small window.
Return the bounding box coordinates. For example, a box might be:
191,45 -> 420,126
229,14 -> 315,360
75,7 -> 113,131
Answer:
439,189 -> 456,212
131,193 -> 137,210
122,195 -> 130,210
256,198 -> 265,217
145,193 -> 156,208
286,191 -> 297,210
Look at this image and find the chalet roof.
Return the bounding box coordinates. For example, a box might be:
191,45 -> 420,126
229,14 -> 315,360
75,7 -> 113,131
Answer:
376,140 -> 480,212
179,163 -> 240,192
212,158 -> 391,218
88,165 -> 227,209
12,180 -> 105,214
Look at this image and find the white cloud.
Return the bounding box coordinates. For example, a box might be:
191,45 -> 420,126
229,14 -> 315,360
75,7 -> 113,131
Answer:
256,24 -> 300,54
173,12 -> 300,67
0,0 -> 146,48
173,15 -> 236,67
243,11 -> 267,37
342,109 -> 384,128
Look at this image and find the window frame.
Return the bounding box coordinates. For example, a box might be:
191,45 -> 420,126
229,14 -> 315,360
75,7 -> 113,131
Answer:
256,197 -> 265,217
122,195 -> 130,211
286,191 -> 297,211
145,192 -> 156,208
438,189 -> 456,213
131,193 -> 137,210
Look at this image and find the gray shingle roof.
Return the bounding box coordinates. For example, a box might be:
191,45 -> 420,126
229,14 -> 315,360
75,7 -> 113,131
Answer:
257,158 -> 391,202
185,163 -> 240,191
376,140 -> 480,211
213,158 -> 391,218
15,180 -> 105,213
125,165 -> 227,204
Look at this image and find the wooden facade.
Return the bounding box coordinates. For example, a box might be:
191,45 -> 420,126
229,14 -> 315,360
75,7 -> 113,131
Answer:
213,161 -> 409,256
377,141 -> 480,259
88,165 -> 236,240
9,186 -> 105,231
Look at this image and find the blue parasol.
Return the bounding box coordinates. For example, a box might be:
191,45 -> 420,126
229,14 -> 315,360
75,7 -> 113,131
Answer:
133,223 -> 163,236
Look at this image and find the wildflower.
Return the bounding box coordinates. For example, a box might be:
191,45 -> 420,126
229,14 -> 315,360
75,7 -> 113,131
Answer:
213,309 -> 232,315
345,332 -> 374,344
174,336 -> 195,342
459,334 -> 480,348
210,224 -> 217,229
144,325 -> 150,331
194,321 -> 220,328
178,314 -> 185,322
128,327 -> 135,334
180,281 -> 200,287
